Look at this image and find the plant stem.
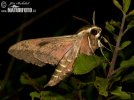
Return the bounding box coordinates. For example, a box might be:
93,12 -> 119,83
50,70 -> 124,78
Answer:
107,14 -> 126,78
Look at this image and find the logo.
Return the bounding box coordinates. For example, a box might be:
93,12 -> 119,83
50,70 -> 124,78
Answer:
1,1 -> 36,13
1,1 -> 7,8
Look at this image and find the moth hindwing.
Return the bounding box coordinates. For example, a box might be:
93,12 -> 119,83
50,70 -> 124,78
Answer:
8,25 -> 102,86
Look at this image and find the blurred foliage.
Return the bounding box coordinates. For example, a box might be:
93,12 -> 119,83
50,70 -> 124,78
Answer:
0,0 -> 134,100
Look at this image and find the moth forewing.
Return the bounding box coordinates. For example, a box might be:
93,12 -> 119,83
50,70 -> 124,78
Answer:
8,36 -> 76,66
8,25 -> 102,87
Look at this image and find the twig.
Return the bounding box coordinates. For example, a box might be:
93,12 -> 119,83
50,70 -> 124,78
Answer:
73,16 -> 90,25
23,73 -> 40,92
107,14 -> 126,78
0,0 -> 69,44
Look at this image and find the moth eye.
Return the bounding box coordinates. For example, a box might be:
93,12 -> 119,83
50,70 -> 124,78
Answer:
90,29 -> 98,35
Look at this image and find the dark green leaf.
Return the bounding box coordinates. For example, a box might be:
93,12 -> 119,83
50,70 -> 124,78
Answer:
122,71 -> 134,82
58,82 -> 72,92
101,62 -> 108,75
123,0 -> 131,13
120,41 -> 131,50
40,91 -> 65,100
113,0 -> 122,12
127,20 -> 134,30
73,54 -> 103,75
120,56 -> 134,68
20,73 -> 31,85
94,77 -> 109,97
111,87 -> 131,99
109,20 -> 121,28
34,75 -> 47,86
69,78 -> 87,89
128,10 -> 134,16
20,73 -> 46,87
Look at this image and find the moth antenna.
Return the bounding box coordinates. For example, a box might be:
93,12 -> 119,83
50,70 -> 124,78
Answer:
98,37 -> 113,64
99,44 -> 110,64
92,11 -> 96,26
44,84 -> 48,88
73,16 -> 91,25
100,36 -> 114,52
98,40 -> 112,52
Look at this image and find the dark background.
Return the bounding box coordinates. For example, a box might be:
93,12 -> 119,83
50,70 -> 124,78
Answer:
0,0 -> 134,99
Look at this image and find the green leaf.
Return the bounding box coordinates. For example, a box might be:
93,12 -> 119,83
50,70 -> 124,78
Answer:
73,54 -> 103,75
109,20 -> 121,28
30,91 -> 40,99
120,56 -> 134,68
105,21 -> 115,34
105,21 -> 118,41
113,0 -> 122,12
20,73 -> 31,85
111,87 -> 131,99
127,20 -> 134,30
123,0 -> 131,13
94,77 -> 109,97
120,41 -> 131,50
128,10 -> 134,16
34,75 -> 47,86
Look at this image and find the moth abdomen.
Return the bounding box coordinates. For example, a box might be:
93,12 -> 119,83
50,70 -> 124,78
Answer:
47,56 -> 74,86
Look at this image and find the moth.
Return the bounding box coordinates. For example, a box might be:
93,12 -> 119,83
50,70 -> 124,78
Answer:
8,25 -> 102,87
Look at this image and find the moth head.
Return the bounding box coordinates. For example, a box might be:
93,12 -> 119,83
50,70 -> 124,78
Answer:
79,25 -> 102,50
78,25 -> 102,39
87,26 -> 102,39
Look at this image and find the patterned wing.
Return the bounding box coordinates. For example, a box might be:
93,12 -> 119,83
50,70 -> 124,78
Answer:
33,37 -> 76,65
8,35 -> 76,67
